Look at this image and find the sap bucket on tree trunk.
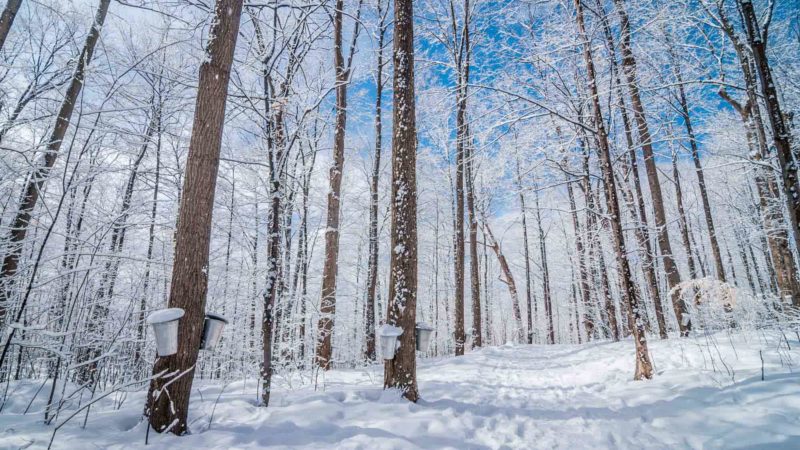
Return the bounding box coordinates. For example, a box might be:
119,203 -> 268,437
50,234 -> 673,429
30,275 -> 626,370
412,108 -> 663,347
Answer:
378,324 -> 403,360
147,308 -> 185,356
415,322 -> 434,352
200,312 -> 228,351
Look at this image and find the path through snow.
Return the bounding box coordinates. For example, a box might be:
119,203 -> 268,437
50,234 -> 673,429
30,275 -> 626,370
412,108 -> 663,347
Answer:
2,331 -> 799,449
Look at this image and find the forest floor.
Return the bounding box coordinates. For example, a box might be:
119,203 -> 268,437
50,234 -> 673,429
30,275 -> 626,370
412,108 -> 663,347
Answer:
2,330 -> 799,449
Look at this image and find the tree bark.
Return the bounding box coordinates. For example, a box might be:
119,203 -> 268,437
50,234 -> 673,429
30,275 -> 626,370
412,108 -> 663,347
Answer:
451,0 -> 470,356
317,0 -> 348,370
669,44 -> 725,282
0,0 -> 21,53
483,220 -> 524,342
575,0 -> 652,379
719,86 -> 800,305
532,178 -> 555,344
671,147 -> 700,281
564,163 -> 594,340
365,0 -> 388,362
317,0 -> 362,369
383,0 -> 419,402
466,133 -> 481,348
613,0 -> 688,336
516,156 -> 536,344
145,0 -> 242,434
594,1 -> 667,339
739,0 -> 800,307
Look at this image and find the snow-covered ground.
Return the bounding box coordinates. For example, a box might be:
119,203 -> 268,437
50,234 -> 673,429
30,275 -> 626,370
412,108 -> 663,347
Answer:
2,330 -> 799,449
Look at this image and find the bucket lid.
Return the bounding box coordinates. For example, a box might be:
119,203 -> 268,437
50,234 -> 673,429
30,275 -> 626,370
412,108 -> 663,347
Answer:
147,308 -> 185,324
378,324 -> 403,337
415,321 -> 434,331
205,312 -> 229,324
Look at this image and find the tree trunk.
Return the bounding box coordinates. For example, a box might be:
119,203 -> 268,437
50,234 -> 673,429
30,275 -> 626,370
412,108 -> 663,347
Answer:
671,147 -> 700,281
317,0 -> 362,368
383,0 -> 419,402
466,135 -> 481,348
516,156 -> 536,344
613,0 -> 688,335
451,0 -> 471,356
483,220 -> 524,342
739,0 -> 800,307
365,1 -> 388,362
671,53 -> 725,282
594,0 -> 666,339
532,178 -> 555,344
565,165 -> 594,340
719,81 -> 800,305
0,0 -> 22,53
145,0 -> 242,434
575,0 -> 652,379
579,135 -> 618,340
317,0 -> 348,370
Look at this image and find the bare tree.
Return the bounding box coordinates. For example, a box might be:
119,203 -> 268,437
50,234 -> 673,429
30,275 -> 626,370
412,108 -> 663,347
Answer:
466,132 -> 481,347
613,0 -> 688,336
739,0 -> 800,307
145,0 -> 243,434
515,154 -> 536,343
574,0 -> 652,379
483,218 -> 524,342
383,0 -> 419,403
365,0 -> 390,362
0,0 -> 111,328
317,0 -> 363,370
0,0 -> 21,53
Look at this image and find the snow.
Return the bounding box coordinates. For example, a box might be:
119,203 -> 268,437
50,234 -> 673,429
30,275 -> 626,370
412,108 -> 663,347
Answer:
3,330 -> 799,449
146,308 -> 185,324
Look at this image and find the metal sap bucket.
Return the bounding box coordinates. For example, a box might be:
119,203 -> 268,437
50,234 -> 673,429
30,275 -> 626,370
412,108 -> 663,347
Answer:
147,308 -> 185,356
415,322 -> 434,352
200,312 -> 228,351
378,324 -> 403,360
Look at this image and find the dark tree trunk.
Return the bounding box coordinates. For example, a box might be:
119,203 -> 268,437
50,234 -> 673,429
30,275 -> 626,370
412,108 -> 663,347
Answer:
483,220 -> 524,342
516,156 -> 536,344
739,0 -> 800,307
0,0 -> 22,53
466,136 -> 481,349
594,0 -> 666,339
317,0 -> 349,370
383,0 -> 419,402
318,0 -> 362,369
719,71 -> 800,306
575,0 -> 652,379
671,148 -> 700,281
532,178 -> 555,344
365,0 -> 388,362
145,0 -> 242,434
451,0 -> 471,356
565,164 -> 594,340
670,49 -> 725,282
613,0 -> 688,335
